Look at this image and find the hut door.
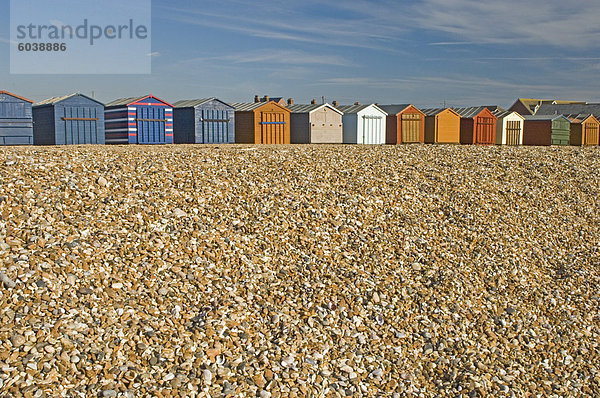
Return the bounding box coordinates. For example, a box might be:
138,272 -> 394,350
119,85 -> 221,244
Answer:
476,116 -> 495,144
401,113 -> 420,143
506,120 -> 521,145
200,109 -> 230,144
584,121 -> 599,145
137,106 -> 166,144
61,107 -> 99,145
260,112 -> 286,144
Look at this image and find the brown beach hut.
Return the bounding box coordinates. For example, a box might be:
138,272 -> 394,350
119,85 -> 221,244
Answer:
453,107 -> 497,145
231,101 -> 291,144
569,114 -> 599,146
378,104 -> 425,144
422,108 -> 461,144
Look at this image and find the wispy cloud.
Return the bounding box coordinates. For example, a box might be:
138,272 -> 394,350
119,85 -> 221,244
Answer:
214,50 -> 352,67
147,52 -> 161,57
157,2 -> 409,53
413,0 -> 600,48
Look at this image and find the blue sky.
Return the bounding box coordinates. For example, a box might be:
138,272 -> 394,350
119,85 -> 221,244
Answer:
1,0 -> 600,108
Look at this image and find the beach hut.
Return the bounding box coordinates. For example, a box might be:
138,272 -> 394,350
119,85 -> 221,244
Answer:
173,98 -> 235,144
453,107 -> 497,145
378,104 -> 425,144
0,91 -> 34,145
421,108 -> 461,144
32,93 -> 105,145
289,102 -> 343,144
569,114 -> 599,146
105,95 -> 173,145
491,110 -> 525,145
231,101 -> 291,144
523,115 -> 571,146
335,103 -> 387,144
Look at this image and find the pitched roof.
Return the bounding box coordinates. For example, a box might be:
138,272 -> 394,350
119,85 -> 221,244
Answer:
173,98 -> 234,109
452,106 -> 496,118
491,109 -> 524,120
231,101 -> 290,112
173,98 -> 213,108
34,93 -> 103,107
335,104 -> 387,115
105,95 -> 173,108
377,104 -> 414,115
523,114 -> 571,121
510,98 -> 588,115
535,103 -> 600,118
0,91 -> 34,103
105,96 -> 148,107
287,103 -> 343,115
421,107 -> 461,117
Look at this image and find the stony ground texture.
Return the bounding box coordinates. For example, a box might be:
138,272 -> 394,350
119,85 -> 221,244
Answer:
1,145 -> 600,398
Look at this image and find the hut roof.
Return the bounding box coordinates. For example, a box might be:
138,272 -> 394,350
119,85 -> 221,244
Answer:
336,104 -> 387,115
105,95 -> 173,108
378,104 -> 416,115
0,91 -> 34,103
231,101 -> 290,112
452,106 -> 496,118
535,103 -> 600,118
523,114 -> 571,121
34,93 -> 103,107
173,98 -> 234,109
421,108 -> 461,117
287,103 -> 343,115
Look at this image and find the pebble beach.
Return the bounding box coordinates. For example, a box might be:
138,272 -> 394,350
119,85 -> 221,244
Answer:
1,144 -> 599,397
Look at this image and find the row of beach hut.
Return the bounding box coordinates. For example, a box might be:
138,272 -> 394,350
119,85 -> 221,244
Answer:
1,91 -> 599,146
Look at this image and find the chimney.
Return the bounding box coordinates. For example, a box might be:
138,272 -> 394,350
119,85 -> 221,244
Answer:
311,99 -> 317,105
332,100 -> 339,107
287,98 -> 294,106
263,95 -> 270,102
354,102 -> 360,106
254,95 -> 260,103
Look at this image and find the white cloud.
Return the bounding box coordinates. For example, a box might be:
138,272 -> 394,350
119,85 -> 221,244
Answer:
412,0 -> 600,48
158,3 -> 409,52
215,50 -> 352,67
147,52 -> 161,57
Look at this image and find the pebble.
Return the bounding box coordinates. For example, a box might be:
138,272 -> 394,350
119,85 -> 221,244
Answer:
202,369 -> 212,385
10,334 -> 26,347
0,145 -> 598,397
222,380 -> 235,395
0,272 -> 16,289
97,176 -> 108,187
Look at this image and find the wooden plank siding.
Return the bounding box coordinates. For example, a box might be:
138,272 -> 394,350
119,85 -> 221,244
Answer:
105,95 -> 173,145
289,104 -> 343,144
233,102 -> 290,144
455,107 -> 497,145
33,93 -> 105,146
173,99 -> 235,144
523,116 -> 571,146
492,111 -> 524,146
570,115 -> 599,146
0,91 -> 34,146
380,105 -> 425,144
423,108 -> 461,144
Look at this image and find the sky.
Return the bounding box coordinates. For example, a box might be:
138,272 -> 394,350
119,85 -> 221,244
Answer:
1,0 -> 600,108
